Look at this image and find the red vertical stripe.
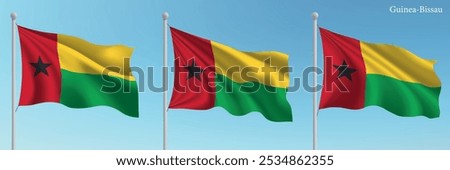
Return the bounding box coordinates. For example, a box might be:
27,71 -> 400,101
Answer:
319,28 -> 366,109
168,27 -> 216,109
18,26 -> 62,105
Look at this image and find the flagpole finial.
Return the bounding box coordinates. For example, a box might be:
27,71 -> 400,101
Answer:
11,12 -> 17,20
162,12 -> 169,20
312,12 -> 319,20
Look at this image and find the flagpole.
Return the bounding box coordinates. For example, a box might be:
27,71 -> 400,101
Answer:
11,12 -> 17,150
162,12 -> 169,150
312,12 -> 319,150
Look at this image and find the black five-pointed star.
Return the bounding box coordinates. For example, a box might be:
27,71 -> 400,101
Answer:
183,60 -> 204,80
30,56 -> 51,77
333,60 -> 357,81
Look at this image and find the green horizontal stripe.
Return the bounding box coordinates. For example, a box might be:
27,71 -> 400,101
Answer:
214,73 -> 292,122
364,74 -> 441,118
60,69 -> 139,117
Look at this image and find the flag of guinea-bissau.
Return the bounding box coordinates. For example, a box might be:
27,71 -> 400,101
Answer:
319,27 -> 441,118
17,26 -> 139,117
169,27 -> 292,122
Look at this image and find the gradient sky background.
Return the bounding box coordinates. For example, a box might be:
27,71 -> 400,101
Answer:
0,0 -> 449,150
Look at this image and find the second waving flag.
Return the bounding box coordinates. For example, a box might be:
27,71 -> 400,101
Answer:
168,27 -> 292,122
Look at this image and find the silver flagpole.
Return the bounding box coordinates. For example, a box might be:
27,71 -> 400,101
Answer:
11,12 -> 17,150
312,12 -> 319,150
162,12 -> 169,150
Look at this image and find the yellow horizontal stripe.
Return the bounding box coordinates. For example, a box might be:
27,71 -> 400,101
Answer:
57,34 -> 135,81
360,42 -> 440,87
211,41 -> 289,88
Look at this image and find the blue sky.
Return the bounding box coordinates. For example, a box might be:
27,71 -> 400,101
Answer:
0,0 -> 449,150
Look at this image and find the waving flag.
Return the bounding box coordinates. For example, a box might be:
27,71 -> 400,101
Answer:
18,26 -> 139,117
319,27 -> 441,118
169,27 -> 292,122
